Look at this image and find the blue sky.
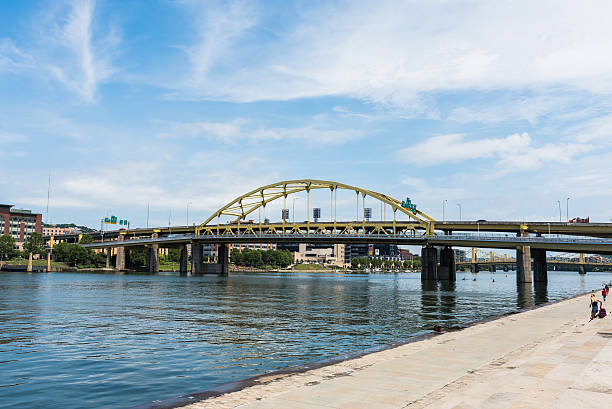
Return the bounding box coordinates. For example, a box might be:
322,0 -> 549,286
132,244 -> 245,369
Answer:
1,0 -> 612,229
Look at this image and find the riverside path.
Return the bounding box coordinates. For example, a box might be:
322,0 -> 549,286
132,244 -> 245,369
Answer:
161,292 -> 612,409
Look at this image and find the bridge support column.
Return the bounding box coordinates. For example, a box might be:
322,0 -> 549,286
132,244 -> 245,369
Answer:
438,246 -> 455,281
421,246 -> 437,281
106,249 -> 111,269
516,246 -> 532,283
146,233 -> 159,274
47,251 -> 51,272
27,252 -> 33,272
116,236 -> 125,271
218,244 -> 229,276
191,242 -> 204,275
146,247 -> 159,273
489,265 -> 495,272
179,244 -> 189,275
532,249 -> 547,282
579,265 -> 586,275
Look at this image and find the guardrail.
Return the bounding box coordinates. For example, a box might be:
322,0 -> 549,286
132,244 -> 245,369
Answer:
84,232 -> 612,247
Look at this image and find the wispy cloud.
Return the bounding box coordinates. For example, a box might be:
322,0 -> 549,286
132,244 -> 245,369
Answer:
157,118 -> 361,144
1,0 -> 119,102
170,0 -> 612,114
45,0 -> 119,102
0,130 -> 28,143
0,38 -> 34,71
399,133 -> 592,175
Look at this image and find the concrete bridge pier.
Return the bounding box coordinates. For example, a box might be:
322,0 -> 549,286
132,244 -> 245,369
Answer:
438,246 -> 456,281
489,265 -> 496,272
516,246 -> 532,283
146,246 -> 159,273
503,265 -> 509,272
116,236 -> 126,271
532,249 -> 547,282
179,244 -> 189,275
421,246 -> 437,281
578,265 -> 586,275
191,242 -> 203,275
146,233 -> 159,274
106,249 -> 111,269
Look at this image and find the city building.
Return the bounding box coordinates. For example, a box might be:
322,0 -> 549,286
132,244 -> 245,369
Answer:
292,243 -> 345,266
344,243 -> 400,263
43,226 -> 74,236
0,204 -> 42,250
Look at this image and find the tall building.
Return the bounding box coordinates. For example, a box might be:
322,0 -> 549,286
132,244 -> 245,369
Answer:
0,204 -> 42,249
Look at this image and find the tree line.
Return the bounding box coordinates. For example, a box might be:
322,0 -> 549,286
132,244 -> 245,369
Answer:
350,256 -> 421,270
230,248 -> 293,268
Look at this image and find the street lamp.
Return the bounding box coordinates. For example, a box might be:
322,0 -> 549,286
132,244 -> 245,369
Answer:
457,203 -> 462,222
566,197 -> 570,222
556,200 -> 562,222
187,201 -> 192,226
442,200 -> 447,223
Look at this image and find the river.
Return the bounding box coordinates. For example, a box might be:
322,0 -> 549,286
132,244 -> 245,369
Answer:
0,270 -> 609,408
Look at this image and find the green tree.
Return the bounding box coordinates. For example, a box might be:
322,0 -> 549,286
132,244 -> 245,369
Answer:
78,234 -> 93,244
0,234 -> 17,260
350,258 -> 359,269
23,232 -> 46,257
230,248 -> 243,265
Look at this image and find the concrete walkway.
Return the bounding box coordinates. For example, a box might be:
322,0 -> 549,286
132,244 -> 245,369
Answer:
179,293 -> 612,409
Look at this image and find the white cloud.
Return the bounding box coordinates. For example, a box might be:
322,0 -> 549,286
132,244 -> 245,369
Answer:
0,38 -> 34,71
171,0 -> 612,112
0,1 -> 119,102
0,130 -> 27,143
400,133 -> 592,175
158,119 -> 361,144
183,0 -> 256,88
44,0 -> 119,102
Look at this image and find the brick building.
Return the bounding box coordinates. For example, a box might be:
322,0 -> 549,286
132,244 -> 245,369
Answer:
0,204 -> 43,250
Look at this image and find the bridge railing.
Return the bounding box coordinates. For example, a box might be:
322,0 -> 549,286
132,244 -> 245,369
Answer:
86,232 -> 612,246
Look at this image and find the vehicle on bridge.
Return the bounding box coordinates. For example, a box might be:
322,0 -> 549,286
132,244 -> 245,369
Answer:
569,217 -> 590,223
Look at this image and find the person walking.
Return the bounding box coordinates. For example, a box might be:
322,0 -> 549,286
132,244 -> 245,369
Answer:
603,284 -> 610,302
590,294 -> 602,320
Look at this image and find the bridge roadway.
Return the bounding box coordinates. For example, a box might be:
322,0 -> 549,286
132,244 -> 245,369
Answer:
49,220 -> 612,243
82,232 -> 612,254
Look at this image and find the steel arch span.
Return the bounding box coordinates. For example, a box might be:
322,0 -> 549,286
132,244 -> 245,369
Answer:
195,179 -> 436,236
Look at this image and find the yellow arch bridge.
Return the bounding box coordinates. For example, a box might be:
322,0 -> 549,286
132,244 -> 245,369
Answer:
69,179 -> 612,283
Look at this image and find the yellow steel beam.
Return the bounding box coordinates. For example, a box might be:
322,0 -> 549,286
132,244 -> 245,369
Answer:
196,179 -> 435,235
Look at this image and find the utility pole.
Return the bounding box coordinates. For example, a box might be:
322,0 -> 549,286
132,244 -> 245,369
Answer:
566,197 -> 570,222
457,203 -> 462,222
556,200 -> 561,222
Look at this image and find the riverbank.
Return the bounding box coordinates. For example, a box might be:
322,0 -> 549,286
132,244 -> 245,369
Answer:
167,291 -> 612,409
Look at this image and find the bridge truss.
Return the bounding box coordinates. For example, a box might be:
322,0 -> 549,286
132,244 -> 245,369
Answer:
195,179 -> 436,237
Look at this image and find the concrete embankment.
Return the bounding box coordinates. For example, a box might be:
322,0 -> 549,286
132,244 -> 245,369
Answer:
167,292 -> 612,409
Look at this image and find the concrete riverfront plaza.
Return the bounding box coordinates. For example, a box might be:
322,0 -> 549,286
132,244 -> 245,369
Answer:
177,292 -> 612,409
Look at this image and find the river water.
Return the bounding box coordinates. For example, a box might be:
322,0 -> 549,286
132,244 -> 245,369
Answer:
1,270 -> 609,408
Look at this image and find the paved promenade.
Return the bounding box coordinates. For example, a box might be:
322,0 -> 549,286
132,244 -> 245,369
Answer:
178,293 -> 612,409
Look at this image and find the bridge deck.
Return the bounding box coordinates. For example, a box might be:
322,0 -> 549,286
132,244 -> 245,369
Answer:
168,292 -> 612,409
82,233 -> 612,254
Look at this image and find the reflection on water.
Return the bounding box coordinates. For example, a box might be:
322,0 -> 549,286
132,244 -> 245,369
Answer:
0,270 -> 609,409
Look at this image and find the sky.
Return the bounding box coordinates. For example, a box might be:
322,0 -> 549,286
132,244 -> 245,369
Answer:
1,0 -> 612,230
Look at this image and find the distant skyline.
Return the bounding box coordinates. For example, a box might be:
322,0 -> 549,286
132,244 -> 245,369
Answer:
1,0 -> 612,229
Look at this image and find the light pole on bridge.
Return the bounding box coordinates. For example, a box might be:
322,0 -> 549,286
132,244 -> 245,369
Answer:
186,201 -> 192,226
566,197 -> 570,222
442,200 -> 447,223
556,200 -> 562,222
457,203 -> 462,222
